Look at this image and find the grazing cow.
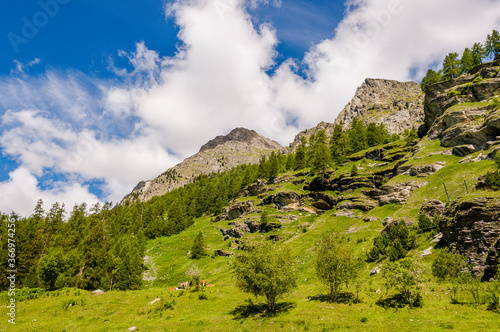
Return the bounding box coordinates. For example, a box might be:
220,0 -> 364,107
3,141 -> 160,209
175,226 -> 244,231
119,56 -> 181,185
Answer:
200,280 -> 207,287
167,287 -> 176,291
206,284 -> 215,287
189,280 -> 193,288
177,281 -> 189,289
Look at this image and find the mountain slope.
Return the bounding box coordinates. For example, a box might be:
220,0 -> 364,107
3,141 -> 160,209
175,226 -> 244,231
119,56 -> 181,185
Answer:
123,128 -> 282,203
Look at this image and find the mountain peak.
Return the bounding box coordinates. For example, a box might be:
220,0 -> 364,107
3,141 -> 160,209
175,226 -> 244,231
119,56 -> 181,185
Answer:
199,127 -> 282,152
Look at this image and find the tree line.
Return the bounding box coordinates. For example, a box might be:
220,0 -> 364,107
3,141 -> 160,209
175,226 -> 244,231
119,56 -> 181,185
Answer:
0,118 -> 398,292
421,30 -> 500,92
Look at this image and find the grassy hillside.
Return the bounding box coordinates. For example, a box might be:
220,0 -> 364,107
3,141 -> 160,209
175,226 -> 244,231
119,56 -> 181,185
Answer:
5,137 -> 500,331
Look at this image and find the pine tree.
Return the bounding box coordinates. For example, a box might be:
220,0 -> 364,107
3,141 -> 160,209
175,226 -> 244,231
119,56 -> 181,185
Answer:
442,52 -> 461,80
471,42 -> 486,66
460,48 -> 475,73
421,69 -> 443,92
311,130 -> 331,177
295,137 -> 307,170
190,232 -> 206,259
486,30 -> 500,58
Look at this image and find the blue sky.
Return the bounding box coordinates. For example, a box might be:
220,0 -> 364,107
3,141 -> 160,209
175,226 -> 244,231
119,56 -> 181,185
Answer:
0,0 -> 499,216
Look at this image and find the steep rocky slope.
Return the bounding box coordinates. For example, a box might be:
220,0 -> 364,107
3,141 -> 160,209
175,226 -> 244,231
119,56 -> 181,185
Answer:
423,60 -> 500,153
122,128 -> 282,203
334,78 -> 424,134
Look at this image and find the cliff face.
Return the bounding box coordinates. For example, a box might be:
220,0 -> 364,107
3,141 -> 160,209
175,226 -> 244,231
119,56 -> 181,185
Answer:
440,197 -> 500,280
334,78 -> 424,134
423,60 -> 500,151
122,128 -> 282,203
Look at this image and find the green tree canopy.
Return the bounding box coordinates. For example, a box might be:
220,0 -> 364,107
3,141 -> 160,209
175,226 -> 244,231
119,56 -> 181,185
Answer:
233,243 -> 296,312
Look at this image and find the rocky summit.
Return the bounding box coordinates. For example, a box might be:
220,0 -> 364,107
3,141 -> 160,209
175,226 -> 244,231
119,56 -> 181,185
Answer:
122,128 -> 282,203
335,78 -> 424,134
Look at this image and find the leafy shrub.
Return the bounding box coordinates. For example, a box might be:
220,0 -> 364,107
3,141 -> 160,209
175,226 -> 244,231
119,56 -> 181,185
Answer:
484,170 -> 500,190
198,293 -> 208,300
448,89 -> 461,97
432,249 -> 467,282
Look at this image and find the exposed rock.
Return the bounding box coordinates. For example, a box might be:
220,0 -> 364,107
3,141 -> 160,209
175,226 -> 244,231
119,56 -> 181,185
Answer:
420,246 -> 433,257
420,199 -> 446,219
409,164 -> 444,177
431,232 -> 443,243
92,289 -> 104,294
423,60 -> 500,149
334,209 -> 356,218
219,227 -> 245,239
334,78 -> 424,135
311,199 -> 332,211
379,182 -> 426,205
364,217 -> 378,222
200,127 -> 282,152
382,217 -> 393,226
267,234 -> 280,243
370,265 -> 382,275
242,179 -> 268,196
452,144 -> 477,157
219,200 -> 255,221
440,197 -> 500,279
337,198 -> 377,211
260,192 -> 302,209
215,249 -> 233,257
307,192 -> 340,208
123,128 -> 282,204
362,188 -> 384,199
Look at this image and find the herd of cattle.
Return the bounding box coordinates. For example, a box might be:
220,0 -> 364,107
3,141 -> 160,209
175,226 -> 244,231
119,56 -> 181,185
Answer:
167,280 -> 215,291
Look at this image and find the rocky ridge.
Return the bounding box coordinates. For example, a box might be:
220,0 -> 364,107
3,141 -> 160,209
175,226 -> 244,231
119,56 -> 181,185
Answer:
122,128 -> 282,203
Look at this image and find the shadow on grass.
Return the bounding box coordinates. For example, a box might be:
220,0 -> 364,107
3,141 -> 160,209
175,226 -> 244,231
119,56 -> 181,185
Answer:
307,292 -> 360,304
229,300 -> 296,320
376,293 -> 422,309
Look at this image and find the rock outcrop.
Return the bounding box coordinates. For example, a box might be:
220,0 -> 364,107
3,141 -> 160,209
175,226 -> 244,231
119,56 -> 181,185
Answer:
440,197 -> 500,280
424,60 -> 500,150
334,78 -> 424,134
122,128 -> 282,203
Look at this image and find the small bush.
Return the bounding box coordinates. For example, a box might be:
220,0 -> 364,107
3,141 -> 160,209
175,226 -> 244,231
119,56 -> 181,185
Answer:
472,76 -> 483,84
198,293 -> 208,300
360,317 -> 368,323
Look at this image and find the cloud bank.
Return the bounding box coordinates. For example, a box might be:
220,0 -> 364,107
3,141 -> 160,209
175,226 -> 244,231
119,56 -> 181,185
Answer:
1,0 -> 499,216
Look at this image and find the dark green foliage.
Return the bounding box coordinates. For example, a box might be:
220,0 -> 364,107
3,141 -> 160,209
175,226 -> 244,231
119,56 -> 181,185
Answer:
350,163 -> 358,176
417,213 -> 439,233
190,232 -> 206,259
233,242 -> 296,312
432,249 -> 467,282
442,52 -> 461,80
472,42 -> 486,66
460,48 -> 475,73
329,124 -> 347,164
367,221 -> 413,262
486,30 -> 500,58
484,170 -> 500,190
295,137 -> 307,170
310,130 -> 331,176
421,69 -> 443,92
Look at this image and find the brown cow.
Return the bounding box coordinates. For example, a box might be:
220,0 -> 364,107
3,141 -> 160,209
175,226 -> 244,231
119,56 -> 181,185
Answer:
200,280 -> 207,287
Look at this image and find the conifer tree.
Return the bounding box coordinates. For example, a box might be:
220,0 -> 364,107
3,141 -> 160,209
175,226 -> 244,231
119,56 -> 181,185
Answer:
460,48 -> 475,73
421,69 -> 443,92
486,30 -> 500,58
471,42 -> 486,66
190,232 -> 206,259
442,52 -> 461,80
311,130 -> 331,177
295,137 -> 307,170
